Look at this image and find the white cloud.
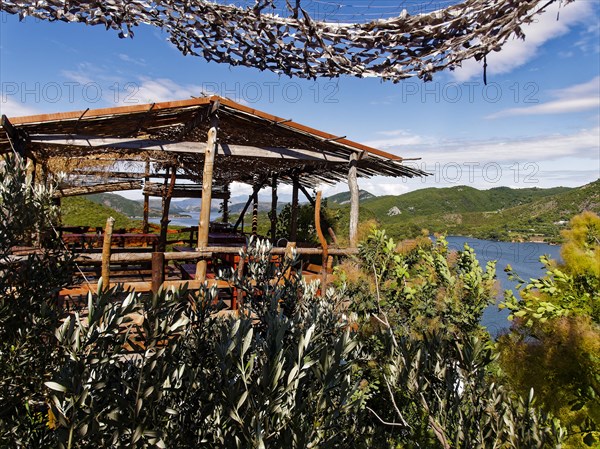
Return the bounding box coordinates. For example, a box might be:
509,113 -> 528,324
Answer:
366,126 -> 600,166
487,76 -> 600,118
0,96 -> 39,117
364,129 -> 430,148
113,77 -> 205,105
451,1 -> 595,81
118,54 -> 147,66
61,62 -> 97,85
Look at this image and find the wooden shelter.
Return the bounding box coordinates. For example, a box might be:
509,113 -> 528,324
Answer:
0,96 -> 427,298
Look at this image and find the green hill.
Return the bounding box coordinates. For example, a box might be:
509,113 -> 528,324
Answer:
61,196 -> 140,229
357,181 -> 598,242
87,193 -> 162,218
329,181 -> 597,243
356,185 -> 571,218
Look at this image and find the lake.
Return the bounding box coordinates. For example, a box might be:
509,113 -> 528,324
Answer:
444,236 -> 562,337
149,213 -> 219,228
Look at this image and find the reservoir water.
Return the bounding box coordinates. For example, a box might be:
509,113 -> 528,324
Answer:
444,236 -> 562,336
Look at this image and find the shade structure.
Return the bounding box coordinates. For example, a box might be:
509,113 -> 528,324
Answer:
0,96 -> 428,189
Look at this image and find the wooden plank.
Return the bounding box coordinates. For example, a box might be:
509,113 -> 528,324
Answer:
55,180 -> 142,197
72,246 -> 357,263
143,182 -> 229,200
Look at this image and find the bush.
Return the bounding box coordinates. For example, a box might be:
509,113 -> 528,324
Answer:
336,229 -> 563,448
499,212 -> 600,448
0,158 -> 566,448
0,155 -> 73,446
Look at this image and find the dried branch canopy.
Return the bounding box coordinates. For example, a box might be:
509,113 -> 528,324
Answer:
2,0 -> 571,82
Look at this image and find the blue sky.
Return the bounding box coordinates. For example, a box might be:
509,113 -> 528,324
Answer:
1,1 -> 599,201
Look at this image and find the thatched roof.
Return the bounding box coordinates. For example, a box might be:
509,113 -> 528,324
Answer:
0,96 -> 427,189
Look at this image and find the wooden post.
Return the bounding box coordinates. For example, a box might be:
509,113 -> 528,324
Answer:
349,152 -> 360,248
196,109 -> 219,281
151,252 -> 165,294
222,183 -> 230,223
315,191 -> 328,286
159,167 -> 177,253
252,190 -> 259,236
290,175 -> 299,242
142,159 -> 150,234
270,175 -> 278,241
101,216 -> 115,290
283,241 -> 297,279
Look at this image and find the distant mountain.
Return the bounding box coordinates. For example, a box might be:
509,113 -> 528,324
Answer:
327,190 -> 375,205
346,181 -> 598,242
357,185 -> 571,218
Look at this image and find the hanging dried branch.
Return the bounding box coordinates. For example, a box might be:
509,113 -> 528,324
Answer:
1,0 -> 571,82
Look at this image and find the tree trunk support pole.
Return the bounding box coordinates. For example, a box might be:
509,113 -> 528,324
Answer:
196,101 -> 220,281
151,252 -> 165,294
349,152 -> 360,248
143,159 -> 150,234
252,190 -> 259,236
270,174 -> 278,241
159,167 -> 177,253
290,175 -> 299,242
315,191 -> 328,289
101,216 -> 115,290
222,183 -> 230,223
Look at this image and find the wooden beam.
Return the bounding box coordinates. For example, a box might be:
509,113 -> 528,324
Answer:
63,246 -> 359,265
196,105 -> 219,282
299,184 -> 316,207
29,135 -> 350,162
143,182 -> 229,199
54,180 -> 142,197
1,115 -> 27,157
349,152 -> 360,248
